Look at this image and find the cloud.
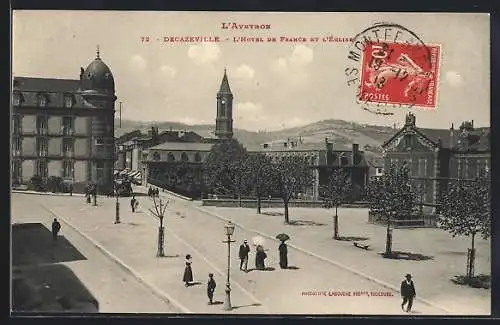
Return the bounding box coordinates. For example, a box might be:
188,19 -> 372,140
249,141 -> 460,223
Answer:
236,102 -> 262,112
188,43 -> 221,64
129,54 -> 147,71
278,116 -> 311,129
233,64 -> 255,79
445,71 -> 463,87
159,65 -> 177,78
289,45 -> 314,66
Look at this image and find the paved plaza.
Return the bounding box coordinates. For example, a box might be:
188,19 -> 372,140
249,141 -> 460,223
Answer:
11,190 -> 490,315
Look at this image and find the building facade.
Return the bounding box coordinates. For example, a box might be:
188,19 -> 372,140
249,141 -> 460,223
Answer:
11,49 -> 117,193
382,113 -> 490,212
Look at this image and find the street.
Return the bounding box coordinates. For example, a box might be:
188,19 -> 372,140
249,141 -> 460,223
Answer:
10,191 -> 461,315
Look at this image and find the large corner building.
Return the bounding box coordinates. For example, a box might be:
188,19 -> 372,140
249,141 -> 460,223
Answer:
11,48 -> 117,192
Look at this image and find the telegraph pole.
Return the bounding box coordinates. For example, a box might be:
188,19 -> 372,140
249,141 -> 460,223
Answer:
119,102 -> 122,128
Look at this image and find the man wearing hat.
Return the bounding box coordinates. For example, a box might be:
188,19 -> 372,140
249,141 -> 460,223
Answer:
239,240 -> 250,272
400,273 -> 416,312
207,273 -> 216,305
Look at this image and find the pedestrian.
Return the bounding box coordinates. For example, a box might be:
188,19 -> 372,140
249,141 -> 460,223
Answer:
86,192 -> 91,204
278,240 -> 288,269
255,245 -> 267,270
69,184 -> 73,196
130,196 -> 136,212
207,273 -> 216,304
401,273 -> 416,313
183,254 -> 194,287
51,218 -> 61,241
239,240 -> 250,272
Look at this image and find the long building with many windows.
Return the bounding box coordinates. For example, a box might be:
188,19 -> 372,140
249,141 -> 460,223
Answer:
11,48 -> 117,193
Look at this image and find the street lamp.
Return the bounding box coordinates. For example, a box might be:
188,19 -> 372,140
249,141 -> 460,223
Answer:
223,221 -> 235,311
114,181 -> 120,224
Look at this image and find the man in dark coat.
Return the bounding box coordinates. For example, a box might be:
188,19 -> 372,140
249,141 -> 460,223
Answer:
239,240 -> 250,272
130,196 -> 136,212
51,218 -> 61,241
207,273 -> 216,304
279,240 -> 288,269
401,273 -> 416,312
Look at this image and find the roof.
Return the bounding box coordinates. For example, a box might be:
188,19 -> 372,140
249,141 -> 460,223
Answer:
149,142 -> 214,151
367,156 -> 385,167
218,69 -> 232,94
248,142 -> 326,152
13,77 -> 80,93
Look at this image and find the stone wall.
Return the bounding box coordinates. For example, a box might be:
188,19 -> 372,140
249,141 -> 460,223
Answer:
201,199 -> 369,209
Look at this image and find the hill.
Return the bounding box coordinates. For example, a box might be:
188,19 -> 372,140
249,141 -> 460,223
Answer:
114,118 -> 397,157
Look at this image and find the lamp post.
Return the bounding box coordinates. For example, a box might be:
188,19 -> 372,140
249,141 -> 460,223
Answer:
223,221 -> 235,311
114,182 -> 121,224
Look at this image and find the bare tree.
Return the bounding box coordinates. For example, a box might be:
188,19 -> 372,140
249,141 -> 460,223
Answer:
149,196 -> 169,257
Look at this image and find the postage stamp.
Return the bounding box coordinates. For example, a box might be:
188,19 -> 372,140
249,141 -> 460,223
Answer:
345,23 -> 441,115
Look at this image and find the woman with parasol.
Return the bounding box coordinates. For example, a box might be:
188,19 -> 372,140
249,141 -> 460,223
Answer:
252,236 -> 267,270
276,233 -> 290,269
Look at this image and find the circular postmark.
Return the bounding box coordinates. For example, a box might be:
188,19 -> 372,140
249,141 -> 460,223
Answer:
345,23 -> 441,115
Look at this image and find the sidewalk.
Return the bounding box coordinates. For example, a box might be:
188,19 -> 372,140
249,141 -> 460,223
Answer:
198,205 -> 490,315
21,194 -> 267,314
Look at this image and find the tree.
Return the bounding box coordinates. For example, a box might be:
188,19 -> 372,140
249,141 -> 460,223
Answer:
367,164 -> 417,256
204,139 -> 250,206
439,171 -> 490,279
320,168 -> 353,240
246,153 -> 274,214
271,155 -> 314,224
149,196 -> 170,257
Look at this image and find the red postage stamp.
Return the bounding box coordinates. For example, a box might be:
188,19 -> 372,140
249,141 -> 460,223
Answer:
358,42 -> 441,109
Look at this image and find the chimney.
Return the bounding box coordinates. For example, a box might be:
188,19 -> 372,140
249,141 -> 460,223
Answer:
471,120 -> 474,129
352,143 -> 359,164
284,142 -> 288,148
450,124 -> 455,149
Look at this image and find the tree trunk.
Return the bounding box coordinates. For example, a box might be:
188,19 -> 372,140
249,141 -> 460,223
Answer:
333,205 -> 339,239
468,233 -> 476,279
284,199 -> 290,224
385,213 -> 392,256
238,192 -> 242,207
257,195 -> 262,214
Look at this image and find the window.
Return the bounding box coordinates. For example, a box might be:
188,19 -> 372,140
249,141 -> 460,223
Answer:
418,158 -> 426,177
181,152 -> 189,162
62,117 -> 74,135
13,115 -> 22,134
194,152 -> 202,162
390,158 -> 397,168
340,155 -> 348,166
36,116 -> 48,134
13,137 -> 22,156
12,159 -> 22,184
63,138 -> 74,156
220,102 -> 226,116
376,168 -> 383,174
37,138 -> 48,156
13,93 -> 21,106
167,152 -> 175,162
36,159 -> 48,178
95,137 -> 104,145
96,161 -> 104,180
63,160 -> 74,178
65,95 -> 73,108
152,152 -> 161,161
38,95 -> 47,107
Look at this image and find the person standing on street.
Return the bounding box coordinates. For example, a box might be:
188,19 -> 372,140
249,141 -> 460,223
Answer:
207,273 -> 216,304
239,240 -> 250,272
278,240 -> 288,269
255,245 -> 267,270
183,254 -> 194,287
130,196 -> 136,213
51,218 -> 61,242
401,273 -> 416,312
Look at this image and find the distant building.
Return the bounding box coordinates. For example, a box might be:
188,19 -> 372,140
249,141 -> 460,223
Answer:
382,112 -> 490,212
141,69 -> 369,199
367,156 -> 385,178
11,48 -> 117,193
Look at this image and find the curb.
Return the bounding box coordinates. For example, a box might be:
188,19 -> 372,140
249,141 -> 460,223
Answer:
37,202 -> 192,314
11,190 -> 86,197
194,205 -> 453,315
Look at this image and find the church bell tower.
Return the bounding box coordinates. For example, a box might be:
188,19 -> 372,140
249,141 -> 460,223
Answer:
215,68 -> 233,140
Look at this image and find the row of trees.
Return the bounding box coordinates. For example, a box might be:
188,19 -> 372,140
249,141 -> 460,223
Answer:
203,139 -> 315,224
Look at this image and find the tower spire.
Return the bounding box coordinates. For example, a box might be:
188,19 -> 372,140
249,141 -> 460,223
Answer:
218,68 -> 232,94
96,45 -> 100,59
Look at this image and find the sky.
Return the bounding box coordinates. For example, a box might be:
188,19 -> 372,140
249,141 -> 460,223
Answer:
12,11 -> 490,131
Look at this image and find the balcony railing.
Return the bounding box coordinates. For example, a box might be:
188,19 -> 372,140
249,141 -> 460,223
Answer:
63,151 -> 74,158
37,128 -> 48,135
62,128 -> 75,136
38,150 -> 48,157
12,149 -> 21,157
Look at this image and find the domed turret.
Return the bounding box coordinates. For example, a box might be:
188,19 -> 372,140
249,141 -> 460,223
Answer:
80,46 -> 115,93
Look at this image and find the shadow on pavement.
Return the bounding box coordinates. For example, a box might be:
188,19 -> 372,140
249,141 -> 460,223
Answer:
285,266 -> 300,270
380,251 -> 434,261
336,236 -> 370,242
12,264 -> 99,313
262,211 -> 284,216
12,223 -> 87,266
287,220 -> 327,226
210,301 -> 224,305
232,303 -> 262,309
187,281 -> 202,287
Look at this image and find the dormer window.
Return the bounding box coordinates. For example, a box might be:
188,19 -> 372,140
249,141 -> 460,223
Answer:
38,95 -> 47,107
65,95 -> 73,108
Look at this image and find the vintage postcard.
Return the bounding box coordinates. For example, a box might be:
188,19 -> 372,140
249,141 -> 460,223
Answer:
11,11 -> 490,316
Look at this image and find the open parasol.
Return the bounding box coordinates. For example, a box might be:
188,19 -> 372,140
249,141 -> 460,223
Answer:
276,233 -> 290,242
252,236 -> 266,247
